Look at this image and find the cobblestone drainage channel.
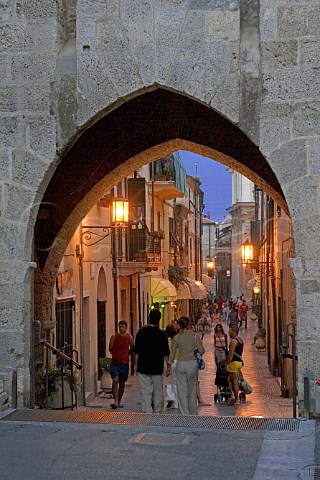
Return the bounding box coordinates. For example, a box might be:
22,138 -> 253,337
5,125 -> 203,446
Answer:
2,409 -> 300,431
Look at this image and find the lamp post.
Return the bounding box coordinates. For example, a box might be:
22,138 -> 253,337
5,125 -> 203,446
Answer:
76,196 -> 129,405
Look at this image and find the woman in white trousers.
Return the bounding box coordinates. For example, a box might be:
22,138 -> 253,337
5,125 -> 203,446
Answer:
166,316 -> 205,415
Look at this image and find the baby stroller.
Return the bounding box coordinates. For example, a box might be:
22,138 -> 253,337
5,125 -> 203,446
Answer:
214,360 -> 247,403
214,360 -> 231,403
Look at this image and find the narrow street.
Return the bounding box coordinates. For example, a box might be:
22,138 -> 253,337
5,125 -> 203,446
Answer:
0,314 -> 310,480
84,313 -> 293,419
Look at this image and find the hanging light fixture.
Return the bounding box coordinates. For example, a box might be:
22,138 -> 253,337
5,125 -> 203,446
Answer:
112,196 -> 129,227
241,239 -> 254,266
207,259 -> 215,270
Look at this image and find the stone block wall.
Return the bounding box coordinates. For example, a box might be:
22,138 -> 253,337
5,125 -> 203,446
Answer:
0,0 -> 319,414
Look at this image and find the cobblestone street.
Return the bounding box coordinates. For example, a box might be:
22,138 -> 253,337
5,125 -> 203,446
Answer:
84,315 -> 294,419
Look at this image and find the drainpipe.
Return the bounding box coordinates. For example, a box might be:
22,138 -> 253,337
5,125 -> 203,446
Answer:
112,227 -> 119,331
138,273 -> 142,329
76,232 -> 86,407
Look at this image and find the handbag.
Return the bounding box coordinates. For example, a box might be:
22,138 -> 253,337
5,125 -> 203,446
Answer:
194,348 -> 205,370
194,335 -> 205,370
240,379 -> 253,394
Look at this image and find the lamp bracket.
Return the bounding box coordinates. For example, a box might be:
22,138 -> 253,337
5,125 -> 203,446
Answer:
81,225 -> 128,247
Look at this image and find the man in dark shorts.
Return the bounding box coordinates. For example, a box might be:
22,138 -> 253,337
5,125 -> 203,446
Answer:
108,320 -> 134,409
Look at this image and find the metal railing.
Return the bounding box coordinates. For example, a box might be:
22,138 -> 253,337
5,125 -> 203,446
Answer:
41,338 -> 82,410
128,229 -> 162,263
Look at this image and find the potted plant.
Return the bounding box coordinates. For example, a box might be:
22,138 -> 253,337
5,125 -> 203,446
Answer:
168,265 -> 188,288
46,366 -> 77,409
99,357 -> 113,393
253,328 -> 266,351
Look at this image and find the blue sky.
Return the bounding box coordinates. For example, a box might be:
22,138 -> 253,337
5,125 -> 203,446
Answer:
178,150 -> 232,222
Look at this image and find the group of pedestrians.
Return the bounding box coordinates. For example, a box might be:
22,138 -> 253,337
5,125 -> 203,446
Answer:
108,309 -> 208,415
210,295 -> 249,329
107,301 -> 245,414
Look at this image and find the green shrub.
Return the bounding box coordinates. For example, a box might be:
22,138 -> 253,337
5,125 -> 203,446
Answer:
99,357 -> 112,370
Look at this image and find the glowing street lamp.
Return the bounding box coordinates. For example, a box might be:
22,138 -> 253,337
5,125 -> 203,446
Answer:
241,240 -> 254,266
112,196 -> 129,226
207,259 -> 215,278
207,260 -> 215,270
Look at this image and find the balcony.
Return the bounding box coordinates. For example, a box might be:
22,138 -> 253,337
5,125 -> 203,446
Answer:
128,229 -> 162,265
150,155 -> 187,200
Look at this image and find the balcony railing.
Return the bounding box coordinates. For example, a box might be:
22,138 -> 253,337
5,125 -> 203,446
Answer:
128,229 -> 162,263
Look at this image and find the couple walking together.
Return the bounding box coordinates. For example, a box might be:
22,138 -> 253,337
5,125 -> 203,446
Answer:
134,309 -> 205,415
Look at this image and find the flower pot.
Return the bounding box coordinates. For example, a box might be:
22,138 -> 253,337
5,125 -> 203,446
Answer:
101,369 -> 112,392
47,380 -> 74,409
255,337 -> 266,351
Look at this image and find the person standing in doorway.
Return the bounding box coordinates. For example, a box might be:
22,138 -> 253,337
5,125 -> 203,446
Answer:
109,320 -> 134,409
134,309 -> 170,413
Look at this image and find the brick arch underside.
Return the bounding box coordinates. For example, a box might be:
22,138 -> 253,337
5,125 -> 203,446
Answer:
35,88 -> 285,271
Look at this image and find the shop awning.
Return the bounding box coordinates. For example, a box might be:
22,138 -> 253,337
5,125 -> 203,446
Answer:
202,274 -> 214,293
176,281 -> 192,300
186,278 -> 207,300
150,277 -> 177,302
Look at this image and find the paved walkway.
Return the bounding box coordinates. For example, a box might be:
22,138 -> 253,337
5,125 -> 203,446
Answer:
0,316 -> 313,480
84,314 -> 294,418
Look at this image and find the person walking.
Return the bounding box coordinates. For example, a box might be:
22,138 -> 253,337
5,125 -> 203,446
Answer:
134,309 -> 170,413
211,308 -> 221,327
167,316 -> 205,415
239,299 -> 249,328
108,320 -> 134,409
227,306 -> 238,327
217,296 -> 224,315
226,325 -> 244,405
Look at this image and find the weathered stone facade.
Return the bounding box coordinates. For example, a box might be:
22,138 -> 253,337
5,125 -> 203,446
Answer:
1,0 -> 320,414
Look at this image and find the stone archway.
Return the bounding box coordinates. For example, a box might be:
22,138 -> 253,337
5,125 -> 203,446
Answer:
35,88 -> 286,276
32,87 -> 294,409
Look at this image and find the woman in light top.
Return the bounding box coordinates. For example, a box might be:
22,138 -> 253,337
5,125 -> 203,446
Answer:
214,323 -> 228,364
211,308 -> 221,327
166,316 -> 205,415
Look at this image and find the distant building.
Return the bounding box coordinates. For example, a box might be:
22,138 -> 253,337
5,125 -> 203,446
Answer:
227,170 -> 255,300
